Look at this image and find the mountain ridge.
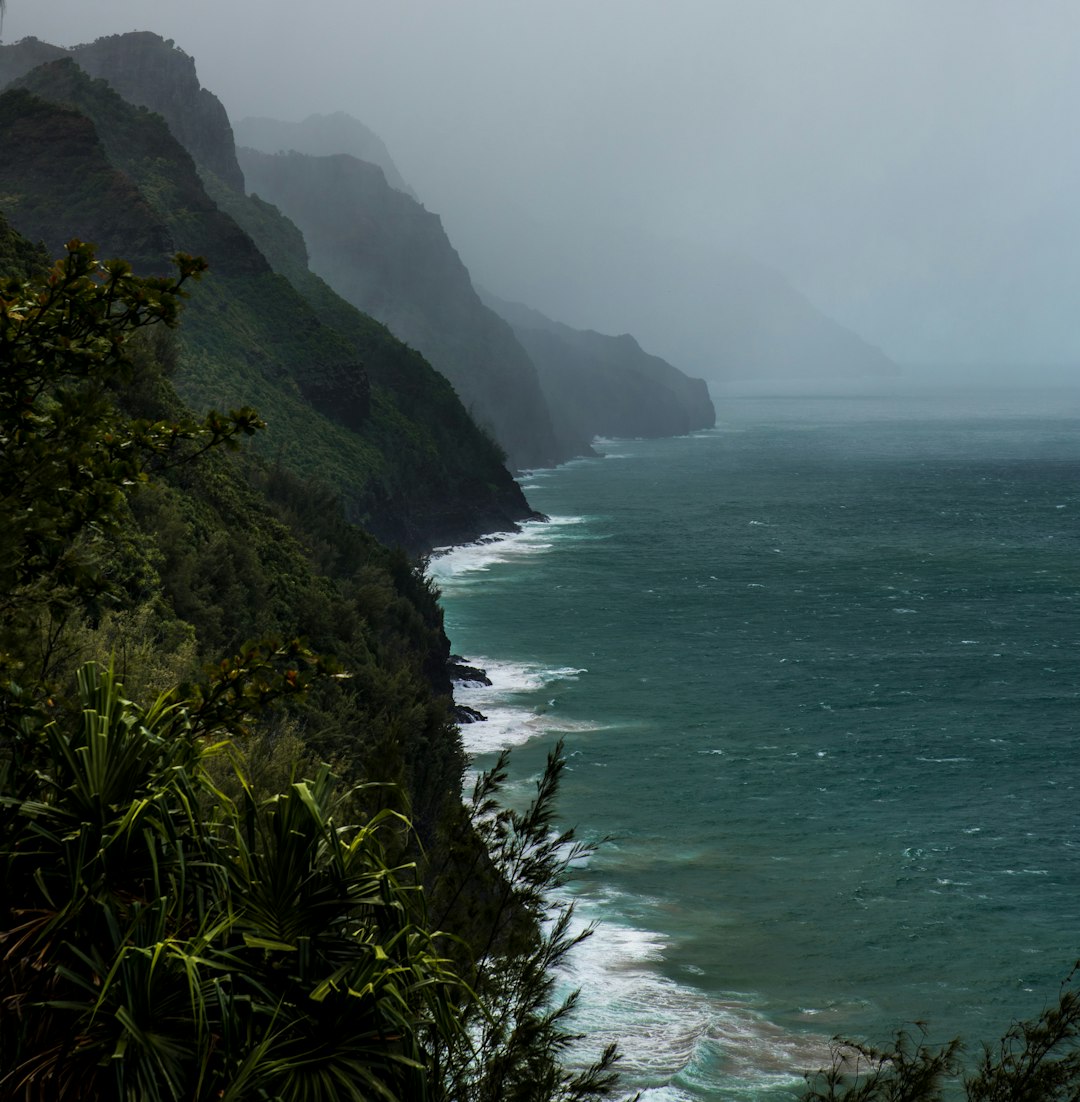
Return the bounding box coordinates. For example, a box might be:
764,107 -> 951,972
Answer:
237,144 -> 566,471
0,40 -> 535,550
235,114 -> 719,462
480,287 -> 716,454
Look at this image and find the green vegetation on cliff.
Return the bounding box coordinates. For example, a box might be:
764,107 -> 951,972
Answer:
237,144 -> 562,471
0,222 -> 626,1101
0,46 -> 534,550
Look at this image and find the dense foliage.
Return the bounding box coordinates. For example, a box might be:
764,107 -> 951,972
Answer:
0,238 -> 259,686
1,661 -> 460,1101
0,231 -> 631,1100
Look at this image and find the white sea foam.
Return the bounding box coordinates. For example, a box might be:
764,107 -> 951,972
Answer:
457,655 -> 588,697
453,656 -> 592,754
438,490 -> 825,1096
430,515 -> 589,583
557,888 -> 832,1098
449,640 -> 828,1092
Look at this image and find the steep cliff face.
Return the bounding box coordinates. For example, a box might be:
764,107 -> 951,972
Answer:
11,59 -> 267,277
482,290 -> 715,453
235,112 -> 416,198
0,32 -> 244,191
238,145 -> 563,471
0,52 -> 534,550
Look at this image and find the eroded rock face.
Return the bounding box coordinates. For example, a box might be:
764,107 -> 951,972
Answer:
0,31 -> 245,191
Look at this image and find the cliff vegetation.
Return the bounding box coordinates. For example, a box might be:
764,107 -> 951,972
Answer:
0,219 -> 628,1101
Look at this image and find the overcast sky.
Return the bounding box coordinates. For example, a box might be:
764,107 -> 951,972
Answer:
9,0 -> 1080,375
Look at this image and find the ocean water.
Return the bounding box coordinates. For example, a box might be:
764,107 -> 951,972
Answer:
430,391 -> 1080,1100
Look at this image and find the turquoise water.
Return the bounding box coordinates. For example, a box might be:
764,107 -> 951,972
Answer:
431,392 -> 1080,1099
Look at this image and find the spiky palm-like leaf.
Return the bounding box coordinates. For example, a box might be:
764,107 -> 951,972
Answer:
1,662 -> 462,1101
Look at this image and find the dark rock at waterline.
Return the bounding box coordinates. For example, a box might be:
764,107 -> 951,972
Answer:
448,656 -> 492,686
454,704 -> 487,724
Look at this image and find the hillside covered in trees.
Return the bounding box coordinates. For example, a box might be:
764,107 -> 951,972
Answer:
0,38 -> 536,551
0,30 -> 636,1101
0,32 -> 717,478
5,27 -> 1079,1102
0,214 -> 625,1100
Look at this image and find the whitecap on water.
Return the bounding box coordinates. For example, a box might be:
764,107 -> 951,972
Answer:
556,888 -> 834,1099
430,516 -> 589,583
453,656 -> 593,754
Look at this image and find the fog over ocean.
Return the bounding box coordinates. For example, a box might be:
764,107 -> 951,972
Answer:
433,388 -> 1080,1100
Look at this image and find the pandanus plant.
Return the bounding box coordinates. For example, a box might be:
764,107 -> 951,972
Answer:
0,662 -> 462,1101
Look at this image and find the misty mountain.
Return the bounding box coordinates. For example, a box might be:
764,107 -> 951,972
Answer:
480,289 -> 715,455
0,37 -> 534,548
234,112 -> 417,199
0,31 -> 244,189
454,215 -> 902,385
237,115 -> 719,461
651,247 -> 902,382
236,143 -> 565,470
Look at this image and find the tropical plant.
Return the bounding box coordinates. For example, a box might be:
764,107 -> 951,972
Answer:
433,741 -> 631,1102
0,659 -> 463,1101
0,231 -> 461,1099
802,972 -> 1080,1101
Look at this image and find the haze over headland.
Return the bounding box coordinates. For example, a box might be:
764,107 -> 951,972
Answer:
7,0 -> 1080,385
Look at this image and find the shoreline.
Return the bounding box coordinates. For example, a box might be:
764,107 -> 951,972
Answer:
428,502 -> 832,1100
